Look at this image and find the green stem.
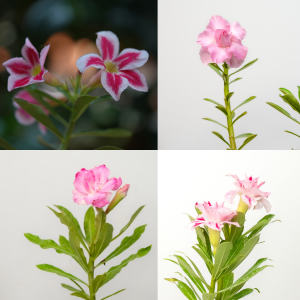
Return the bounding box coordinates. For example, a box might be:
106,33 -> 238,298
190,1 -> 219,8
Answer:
223,63 -> 237,150
209,277 -> 216,293
216,277 -> 223,300
60,116 -> 75,150
88,245 -> 96,300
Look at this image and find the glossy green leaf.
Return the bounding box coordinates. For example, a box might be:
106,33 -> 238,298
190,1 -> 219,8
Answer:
203,118 -> 227,129
229,59 -> 258,77
222,272 -> 234,299
229,212 -> 245,243
235,133 -> 253,139
90,95 -> 114,105
229,78 -> 242,85
193,246 -> 213,273
72,129 -> 132,139
202,293 -> 216,300
96,225 -> 147,267
13,98 -> 63,140
213,242 -> 233,279
279,88 -> 292,95
203,98 -> 224,107
238,134 -> 257,150
228,288 -> 254,300
84,206 -> 95,244
73,95 -> 98,121
93,274 -> 107,293
209,63 -> 223,77
266,102 -> 300,125
232,112 -> 247,125
212,131 -> 230,147
182,276 -> 202,300
100,289 -> 126,300
239,258 -> 268,281
175,279 -> 198,300
280,93 -> 300,113
94,146 -> 122,150
285,130 -> 300,138
233,97 -> 256,111
112,205 -> 145,241
226,236 -> 247,265
93,223 -> 113,259
0,136 -> 16,150
37,264 -> 87,285
246,214 -> 275,238
71,291 -> 90,299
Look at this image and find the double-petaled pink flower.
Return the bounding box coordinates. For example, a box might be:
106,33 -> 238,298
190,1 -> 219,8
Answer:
3,38 -> 49,91
72,165 -> 123,208
225,175 -> 271,213
197,15 -> 248,68
189,201 -> 240,231
76,31 -> 149,101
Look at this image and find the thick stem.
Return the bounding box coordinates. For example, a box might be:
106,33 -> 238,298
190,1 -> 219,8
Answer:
88,245 -> 96,300
223,64 -> 237,150
209,277 -> 216,293
216,277 -> 223,300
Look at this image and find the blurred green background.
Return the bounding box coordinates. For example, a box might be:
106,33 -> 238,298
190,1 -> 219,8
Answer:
0,0 -> 157,150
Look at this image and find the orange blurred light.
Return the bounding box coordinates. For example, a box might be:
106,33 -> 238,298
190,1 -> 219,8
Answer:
0,47 -> 10,72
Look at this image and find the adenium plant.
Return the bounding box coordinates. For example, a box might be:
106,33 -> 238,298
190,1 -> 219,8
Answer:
1,31 -> 149,150
165,174 -> 278,300
25,164 -> 151,300
199,16 -> 258,150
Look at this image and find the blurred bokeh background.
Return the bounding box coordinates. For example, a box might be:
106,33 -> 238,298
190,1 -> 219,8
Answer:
0,0 -> 157,149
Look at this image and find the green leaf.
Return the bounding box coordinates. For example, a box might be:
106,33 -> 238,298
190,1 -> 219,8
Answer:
239,258 -> 268,281
226,237 -> 247,266
238,134 -> 257,150
229,78 -> 242,85
222,272 -> 234,299
97,225 -> 147,267
193,246 -> 213,273
37,135 -> 56,149
73,95 -> 98,121
102,246 -> 152,286
71,291 -> 90,300
228,288 -> 254,300
174,279 -> 198,300
90,95 -> 114,105
285,130 -> 300,138
84,207 -> 95,244
13,98 -> 63,140
181,275 -> 202,300
266,102 -> 300,125
93,274 -> 107,293
112,205 -> 145,241
280,93 -> 300,113
209,63 -> 223,77
229,212 -> 245,243
61,284 -> 82,293
72,129 -> 132,139
36,264 -> 87,285
229,59 -> 258,77
232,112 -> 247,125
235,133 -> 253,139
279,88 -> 292,95
93,208 -> 106,242
225,92 -> 234,105
94,146 -> 122,150
212,131 -> 230,147
93,223 -> 113,259
245,214 -> 275,238
215,106 -> 228,116
0,136 -> 16,150
202,293 -> 216,300
233,97 -> 256,111
203,98 -> 224,107
213,242 -> 233,279
100,289 -> 126,300
203,118 -> 227,129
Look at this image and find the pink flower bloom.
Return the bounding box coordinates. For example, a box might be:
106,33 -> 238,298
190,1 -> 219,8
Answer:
189,201 -> 240,231
72,165 -> 122,208
13,90 -> 49,135
76,31 -> 149,101
197,15 -> 248,68
3,38 -> 49,91
225,174 -> 271,213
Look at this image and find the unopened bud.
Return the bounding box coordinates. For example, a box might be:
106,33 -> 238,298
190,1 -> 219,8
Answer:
106,184 -> 130,214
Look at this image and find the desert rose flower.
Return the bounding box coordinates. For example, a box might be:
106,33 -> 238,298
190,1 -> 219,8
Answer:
3,38 -> 49,91
106,184 -> 130,214
76,31 -> 149,101
189,201 -> 240,254
225,174 -> 271,213
197,15 -> 248,68
72,165 -> 122,208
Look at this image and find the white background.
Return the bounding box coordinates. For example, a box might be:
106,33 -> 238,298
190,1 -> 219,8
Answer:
158,151 -> 298,299
0,151 -> 157,300
158,0 -> 300,149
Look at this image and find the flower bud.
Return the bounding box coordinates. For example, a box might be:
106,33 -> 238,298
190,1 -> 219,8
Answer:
208,228 -> 220,255
105,184 -> 130,214
44,72 -> 63,87
88,70 -> 102,88
237,196 -> 249,214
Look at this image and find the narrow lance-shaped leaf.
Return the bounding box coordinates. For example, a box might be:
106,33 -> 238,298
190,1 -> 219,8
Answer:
202,293 -> 216,300
213,242 -> 233,279
266,102 -> 300,125
209,63 -> 223,77
84,206 -> 95,244
93,208 -> 106,243
229,78 -> 242,85
212,131 -> 230,147
215,105 -> 228,116
100,289 -> 126,300
233,96 -> 256,111
238,134 -> 257,150
171,278 -> 198,300
229,59 -> 258,77
61,283 -> 84,293
93,223 -> 113,259
280,93 -> 300,114
72,129 -> 132,139
71,291 -> 90,300
285,131 -> 300,139
203,98 -> 225,108
93,274 -> 107,293
229,288 -> 255,300
73,95 -> 98,121
279,87 -> 292,95
246,214 -> 275,238
229,212 -> 245,243
235,133 -> 253,139
233,112 -> 247,125
90,95 -> 114,105
203,118 -> 227,129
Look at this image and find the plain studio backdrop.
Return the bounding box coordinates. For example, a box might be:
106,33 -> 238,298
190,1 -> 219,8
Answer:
158,0 -> 300,149
0,151 -> 157,300
158,151 -> 299,299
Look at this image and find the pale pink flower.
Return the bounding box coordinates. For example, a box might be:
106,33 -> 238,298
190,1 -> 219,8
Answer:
225,175 -> 271,213
3,38 -> 49,91
197,15 -> 248,68
76,31 -> 149,101
72,165 -> 122,208
189,201 -> 240,231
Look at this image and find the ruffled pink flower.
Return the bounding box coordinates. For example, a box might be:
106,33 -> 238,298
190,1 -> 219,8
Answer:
189,201 -> 240,231
3,38 -> 49,91
72,165 -> 122,208
197,15 -> 248,68
225,175 -> 271,213
76,31 -> 149,101
13,90 -> 49,135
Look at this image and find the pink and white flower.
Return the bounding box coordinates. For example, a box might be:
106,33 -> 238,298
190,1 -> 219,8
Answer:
76,31 -> 149,101
189,201 -> 240,231
72,165 -> 122,208
13,90 -> 48,134
3,38 -> 49,91
197,15 -> 248,68
225,174 -> 271,213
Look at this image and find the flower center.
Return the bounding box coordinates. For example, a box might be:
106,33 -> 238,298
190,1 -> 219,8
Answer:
105,61 -> 118,73
31,65 -> 41,76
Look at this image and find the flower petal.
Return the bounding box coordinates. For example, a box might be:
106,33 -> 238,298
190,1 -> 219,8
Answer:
197,29 -> 216,47
96,31 -> 119,61
113,48 -> 149,70
119,69 -> 148,92
199,46 -> 213,65
3,57 -> 32,75
39,44 -> 50,69
207,15 -> 230,31
91,165 -> 110,185
254,198 -> 272,213
92,192 -> 112,208
76,53 -> 104,73
229,39 -> 248,60
14,90 -> 38,104
230,22 -> 246,40
8,75 -> 31,92
101,71 -> 129,101
74,168 -> 96,194
72,189 -> 88,205
14,108 -> 36,125
101,178 -> 120,193
21,38 -> 40,66
32,69 -> 48,82
225,55 -> 244,68
208,44 -> 231,64
224,190 -> 238,203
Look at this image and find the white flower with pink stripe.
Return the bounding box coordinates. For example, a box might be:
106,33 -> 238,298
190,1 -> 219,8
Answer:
3,38 -> 49,92
76,31 -> 149,101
